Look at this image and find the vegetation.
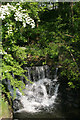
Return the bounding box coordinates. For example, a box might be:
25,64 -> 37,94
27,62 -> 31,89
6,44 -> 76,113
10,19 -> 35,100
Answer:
0,2 -> 80,102
0,96 -> 12,119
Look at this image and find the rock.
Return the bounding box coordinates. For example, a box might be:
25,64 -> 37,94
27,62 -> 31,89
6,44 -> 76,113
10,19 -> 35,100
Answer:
13,99 -> 23,111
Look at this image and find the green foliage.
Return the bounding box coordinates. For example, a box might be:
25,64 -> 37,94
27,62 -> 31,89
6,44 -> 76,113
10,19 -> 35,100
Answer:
1,2 -> 80,101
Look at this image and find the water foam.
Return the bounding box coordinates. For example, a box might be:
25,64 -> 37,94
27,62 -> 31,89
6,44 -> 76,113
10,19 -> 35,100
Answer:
15,78 -> 59,113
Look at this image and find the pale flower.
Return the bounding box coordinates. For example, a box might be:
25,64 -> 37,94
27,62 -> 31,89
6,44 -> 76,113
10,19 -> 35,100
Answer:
30,23 -> 35,28
8,48 -> 10,50
19,18 -> 23,22
0,50 -> 3,55
4,6 -> 8,11
4,51 -> 7,54
15,17 -> 18,21
0,4 -> 35,28
7,3 -> 10,6
7,31 -> 9,35
0,14 -> 5,20
23,22 -> 26,27
6,11 -> 10,15
16,3 -> 20,6
18,6 -> 22,10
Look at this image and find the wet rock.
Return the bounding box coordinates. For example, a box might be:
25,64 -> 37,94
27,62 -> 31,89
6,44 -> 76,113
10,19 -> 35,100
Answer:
13,99 -> 23,111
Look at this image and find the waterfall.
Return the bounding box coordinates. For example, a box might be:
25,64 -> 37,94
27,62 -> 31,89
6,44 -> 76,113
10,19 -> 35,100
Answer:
24,65 -> 50,82
26,67 -> 31,80
13,66 -> 59,113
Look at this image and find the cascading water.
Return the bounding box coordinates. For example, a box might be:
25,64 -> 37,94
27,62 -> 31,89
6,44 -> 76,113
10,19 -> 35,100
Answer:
24,65 -> 49,81
13,66 -> 59,114
13,65 -> 80,119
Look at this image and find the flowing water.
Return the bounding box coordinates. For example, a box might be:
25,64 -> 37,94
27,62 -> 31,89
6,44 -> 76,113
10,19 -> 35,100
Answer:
12,66 -> 80,119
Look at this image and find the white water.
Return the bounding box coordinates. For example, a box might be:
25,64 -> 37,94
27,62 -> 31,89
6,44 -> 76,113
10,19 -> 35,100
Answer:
24,65 -> 49,81
14,66 -> 59,113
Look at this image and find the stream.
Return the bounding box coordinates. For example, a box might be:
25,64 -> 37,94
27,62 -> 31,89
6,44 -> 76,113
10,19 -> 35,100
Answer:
9,65 -> 80,120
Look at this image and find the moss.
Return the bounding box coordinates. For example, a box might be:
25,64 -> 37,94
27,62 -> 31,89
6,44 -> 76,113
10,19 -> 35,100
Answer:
0,96 -> 13,119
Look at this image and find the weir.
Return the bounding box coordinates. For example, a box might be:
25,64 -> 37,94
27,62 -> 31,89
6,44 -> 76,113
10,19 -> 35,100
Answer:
24,65 -> 50,82
11,65 -> 80,119
13,65 -> 59,113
